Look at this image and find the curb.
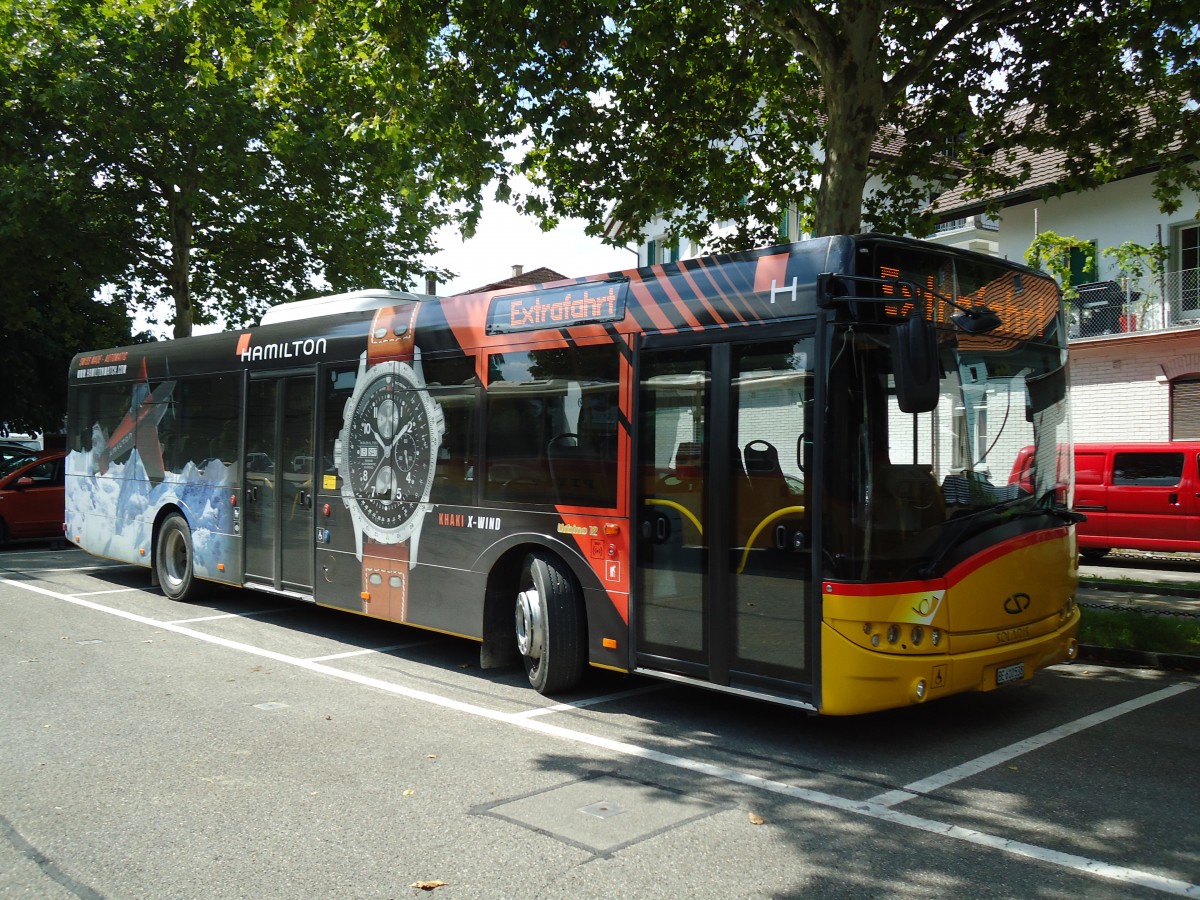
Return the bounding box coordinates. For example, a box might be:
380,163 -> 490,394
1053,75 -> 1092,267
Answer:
1079,578 -> 1200,598
1078,643 -> 1200,673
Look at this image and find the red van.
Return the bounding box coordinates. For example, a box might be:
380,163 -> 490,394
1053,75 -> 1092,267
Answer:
1013,442 -> 1200,559
1072,442 -> 1200,558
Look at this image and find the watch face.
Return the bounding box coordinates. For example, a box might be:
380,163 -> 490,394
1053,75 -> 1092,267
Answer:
341,362 -> 440,538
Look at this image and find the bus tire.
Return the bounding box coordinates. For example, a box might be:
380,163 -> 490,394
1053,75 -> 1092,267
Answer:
515,551 -> 586,695
156,512 -> 200,602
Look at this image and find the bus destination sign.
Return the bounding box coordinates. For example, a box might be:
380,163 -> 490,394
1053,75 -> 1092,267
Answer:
486,280 -> 629,335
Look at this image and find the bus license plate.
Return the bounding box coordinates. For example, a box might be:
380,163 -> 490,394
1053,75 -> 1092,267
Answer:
996,662 -> 1025,686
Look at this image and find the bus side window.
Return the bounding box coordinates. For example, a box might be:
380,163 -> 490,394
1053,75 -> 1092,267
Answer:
322,366 -> 358,481
484,344 -> 620,507
424,353 -> 480,505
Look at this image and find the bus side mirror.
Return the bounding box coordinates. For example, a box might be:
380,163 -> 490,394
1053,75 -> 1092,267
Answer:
893,313 -> 939,414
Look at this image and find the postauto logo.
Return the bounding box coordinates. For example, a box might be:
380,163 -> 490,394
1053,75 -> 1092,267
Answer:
1003,592 -> 1032,616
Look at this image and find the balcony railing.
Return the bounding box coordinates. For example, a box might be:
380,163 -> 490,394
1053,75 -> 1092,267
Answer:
934,214 -> 1000,235
1068,267 -> 1200,339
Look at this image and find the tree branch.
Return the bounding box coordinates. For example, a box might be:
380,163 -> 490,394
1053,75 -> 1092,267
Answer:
886,0 -> 1031,100
739,1 -> 829,66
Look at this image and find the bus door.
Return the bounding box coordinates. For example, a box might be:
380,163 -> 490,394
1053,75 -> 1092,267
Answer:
635,336 -> 814,699
244,374 -> 317,595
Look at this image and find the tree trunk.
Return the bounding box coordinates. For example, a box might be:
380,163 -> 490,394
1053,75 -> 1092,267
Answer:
810,0 -> 888,237
167,188 -> 193,338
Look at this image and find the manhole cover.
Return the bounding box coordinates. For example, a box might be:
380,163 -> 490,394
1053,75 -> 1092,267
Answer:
484,774 -> 721,854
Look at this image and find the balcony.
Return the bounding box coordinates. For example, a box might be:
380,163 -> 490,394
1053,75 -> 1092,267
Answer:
1068,267 -> 1200,339
934,214 -> 1000,235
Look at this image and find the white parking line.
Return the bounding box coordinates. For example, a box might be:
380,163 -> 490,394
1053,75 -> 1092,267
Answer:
306,640 -> 432,662
6,564 -> 140,575
167,607 -> 293,624
512,683 -> 670,718
869,682 -> 1197,808
5,574 -> 1197,897
72,588 -> 143,597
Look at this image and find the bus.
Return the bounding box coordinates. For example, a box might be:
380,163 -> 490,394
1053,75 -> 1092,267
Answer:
65,233 -> 1081,715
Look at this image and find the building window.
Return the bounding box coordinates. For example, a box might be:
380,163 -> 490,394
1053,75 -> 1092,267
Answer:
646,236 -> 681,266
1069,241 -> 1098,288
1177,224 -> 1199,315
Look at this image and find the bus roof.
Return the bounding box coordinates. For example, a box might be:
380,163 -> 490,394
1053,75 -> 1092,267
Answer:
259,289 -> 433,326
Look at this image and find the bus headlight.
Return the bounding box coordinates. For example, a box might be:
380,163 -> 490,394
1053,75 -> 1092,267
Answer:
911,626 -> 924,646
912,678 -> 928,702
930,629 -> 942,647
886,625 -> 900,645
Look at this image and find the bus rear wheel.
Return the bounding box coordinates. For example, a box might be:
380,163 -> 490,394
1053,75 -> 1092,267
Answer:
157,513 -> 200,602
515,552 -> 586,694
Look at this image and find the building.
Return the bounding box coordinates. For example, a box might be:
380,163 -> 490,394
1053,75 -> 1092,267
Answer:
930,141 -> 1200,442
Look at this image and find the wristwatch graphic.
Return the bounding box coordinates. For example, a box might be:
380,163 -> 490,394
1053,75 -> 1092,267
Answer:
335,302 -> 444,621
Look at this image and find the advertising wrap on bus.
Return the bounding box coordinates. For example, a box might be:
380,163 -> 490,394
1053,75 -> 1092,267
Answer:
66,234 -> 1081,715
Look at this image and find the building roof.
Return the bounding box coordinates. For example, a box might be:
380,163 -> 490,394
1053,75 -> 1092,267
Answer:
464,266 -> 568,295
930,144 -> 1082,219
929,104 -> 1183,220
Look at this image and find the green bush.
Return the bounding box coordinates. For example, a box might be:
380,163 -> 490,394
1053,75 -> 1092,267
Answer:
1079,607 -> 1200,655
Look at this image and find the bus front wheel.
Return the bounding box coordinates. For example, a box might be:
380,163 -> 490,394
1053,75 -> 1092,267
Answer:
515,552 -> 586,694
157,513 -> 200,602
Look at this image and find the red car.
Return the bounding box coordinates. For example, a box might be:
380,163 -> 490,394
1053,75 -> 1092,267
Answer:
0,450 -> 66,544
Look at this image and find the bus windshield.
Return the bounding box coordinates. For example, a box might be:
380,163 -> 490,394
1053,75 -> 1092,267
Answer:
822,319 -> 1071,582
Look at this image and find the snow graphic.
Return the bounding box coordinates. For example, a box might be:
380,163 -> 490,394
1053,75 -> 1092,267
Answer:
66,443 -> 236,581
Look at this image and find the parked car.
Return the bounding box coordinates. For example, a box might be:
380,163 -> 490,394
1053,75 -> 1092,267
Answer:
0,450 -> 66,544
0,441 -> 38,469
1011,441 -> 1200,558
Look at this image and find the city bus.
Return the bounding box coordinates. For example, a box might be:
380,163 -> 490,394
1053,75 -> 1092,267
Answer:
65,233 -> 1082,715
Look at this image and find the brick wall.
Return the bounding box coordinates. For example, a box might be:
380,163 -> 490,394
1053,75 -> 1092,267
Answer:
1068,331 -> 1200,441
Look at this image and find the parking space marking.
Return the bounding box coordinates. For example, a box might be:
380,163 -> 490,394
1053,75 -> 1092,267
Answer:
869,682 -> 1198,808
6,574 -> 1198,897
72,588 -> 144,597
306,640 -> 433,662
511,683 -> 671,718
4,564 -> 140,575
166,607 -> 293,624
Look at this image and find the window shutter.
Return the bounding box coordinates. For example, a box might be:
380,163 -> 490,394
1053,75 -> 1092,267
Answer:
1171,378 -> 1200,439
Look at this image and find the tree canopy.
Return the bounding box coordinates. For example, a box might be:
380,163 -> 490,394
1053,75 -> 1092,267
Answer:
0,0 -> 457,340
263,0 -> 1199,252
4,0 -> 1196,429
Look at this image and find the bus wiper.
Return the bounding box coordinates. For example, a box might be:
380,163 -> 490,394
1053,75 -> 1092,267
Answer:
1028,489 -> 1087,524
915,494 -> 1050,578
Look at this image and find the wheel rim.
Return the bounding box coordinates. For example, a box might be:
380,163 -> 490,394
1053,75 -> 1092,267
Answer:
162,528 -> 188,591
515,588 -> 543,659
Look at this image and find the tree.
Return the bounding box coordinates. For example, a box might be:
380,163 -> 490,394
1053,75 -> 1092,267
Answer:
0,0 -> 453,338
0,94 -> 145,434
1024,231 -> 1097,303
0,170 -> 142,435
257,0 -> 1199,252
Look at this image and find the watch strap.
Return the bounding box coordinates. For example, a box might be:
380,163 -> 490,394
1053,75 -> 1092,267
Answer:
367,303 -> 419,365
362,537 -> 410,622
358,299 -> 420,622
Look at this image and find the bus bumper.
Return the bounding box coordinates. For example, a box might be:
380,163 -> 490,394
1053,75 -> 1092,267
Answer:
817,608 -> 1081,716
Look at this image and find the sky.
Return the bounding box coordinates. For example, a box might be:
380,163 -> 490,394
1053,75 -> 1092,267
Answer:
153,194 -> 638,338
422,201 -> 638,296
